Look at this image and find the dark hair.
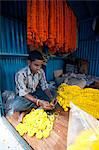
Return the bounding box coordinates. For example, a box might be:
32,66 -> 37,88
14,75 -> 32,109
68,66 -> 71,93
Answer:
28,50 -> 44,61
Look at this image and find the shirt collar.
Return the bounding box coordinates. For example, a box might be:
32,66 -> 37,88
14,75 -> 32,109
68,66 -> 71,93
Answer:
27,65 -> 41,76
27,66 -> 32,76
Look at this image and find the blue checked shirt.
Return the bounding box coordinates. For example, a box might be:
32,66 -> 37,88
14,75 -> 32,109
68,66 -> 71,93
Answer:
15,66 -> 48,96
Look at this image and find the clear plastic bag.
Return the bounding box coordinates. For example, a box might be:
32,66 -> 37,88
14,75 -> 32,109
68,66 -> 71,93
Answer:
2,91 -> 15,116
67,102 -> 99,150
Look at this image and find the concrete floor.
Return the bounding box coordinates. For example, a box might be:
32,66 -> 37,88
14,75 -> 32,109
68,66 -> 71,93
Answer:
0,117 -> 24,150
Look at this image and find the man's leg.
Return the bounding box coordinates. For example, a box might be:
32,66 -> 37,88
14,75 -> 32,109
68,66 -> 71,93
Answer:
12,95 -> 37,112
32,88 -> 50,102
32,87 -> 56,102
11,96 -> 37,122
11,89 -> 56,122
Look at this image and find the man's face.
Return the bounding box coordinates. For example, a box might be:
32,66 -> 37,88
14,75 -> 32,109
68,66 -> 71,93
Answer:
29,59 -> 44,74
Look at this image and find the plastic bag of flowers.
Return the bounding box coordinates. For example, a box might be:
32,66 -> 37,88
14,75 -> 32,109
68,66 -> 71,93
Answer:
67,102 -> 99,150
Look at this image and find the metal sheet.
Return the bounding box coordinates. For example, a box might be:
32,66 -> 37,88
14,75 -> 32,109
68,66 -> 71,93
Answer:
0,56 -> 27,91
46,58 -> 64,81
73,19 -> 99,76
0,16 -> 27,54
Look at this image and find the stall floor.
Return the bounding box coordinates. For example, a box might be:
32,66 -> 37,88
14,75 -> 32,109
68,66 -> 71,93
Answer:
6,107 -> 69,150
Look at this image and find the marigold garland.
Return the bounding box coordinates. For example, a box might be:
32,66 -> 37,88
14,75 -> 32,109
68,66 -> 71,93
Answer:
57,83 -> 99,119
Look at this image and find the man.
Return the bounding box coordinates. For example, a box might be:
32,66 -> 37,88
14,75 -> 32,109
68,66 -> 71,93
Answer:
14,50 -> 56,121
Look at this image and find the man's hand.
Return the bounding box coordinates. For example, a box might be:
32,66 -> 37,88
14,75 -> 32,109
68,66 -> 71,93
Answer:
39,100 -> 54,110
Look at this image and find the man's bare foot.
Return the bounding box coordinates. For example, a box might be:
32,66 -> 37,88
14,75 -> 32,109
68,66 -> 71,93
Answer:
18,112 -> 26,123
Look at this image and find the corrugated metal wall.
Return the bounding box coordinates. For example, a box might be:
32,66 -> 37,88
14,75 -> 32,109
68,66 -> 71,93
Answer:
1,1 -> 26,22
0,57 -> 27,91
0,15 -> 27,92
46,58 -> 65,81
0,16 -> 27,54
73,19 -> 99,76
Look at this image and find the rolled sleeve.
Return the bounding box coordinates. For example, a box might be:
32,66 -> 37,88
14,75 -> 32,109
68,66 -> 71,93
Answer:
15,72 -> 29,96
40,69 -> 48,91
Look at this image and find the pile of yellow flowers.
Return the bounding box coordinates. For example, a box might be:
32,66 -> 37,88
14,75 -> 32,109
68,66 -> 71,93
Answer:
67,129 -> 99,150
16,109 -> 55,139
57,83 -> 99,118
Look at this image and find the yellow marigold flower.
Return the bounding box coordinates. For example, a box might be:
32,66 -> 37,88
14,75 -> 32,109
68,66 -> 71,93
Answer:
36,130 -> 43,139
43,129 -> 50,138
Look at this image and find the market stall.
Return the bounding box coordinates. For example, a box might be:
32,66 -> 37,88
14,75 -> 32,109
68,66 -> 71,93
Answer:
0,1 -> 99,150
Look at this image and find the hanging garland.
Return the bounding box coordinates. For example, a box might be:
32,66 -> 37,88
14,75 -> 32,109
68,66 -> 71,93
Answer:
27,0 -> 77,53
